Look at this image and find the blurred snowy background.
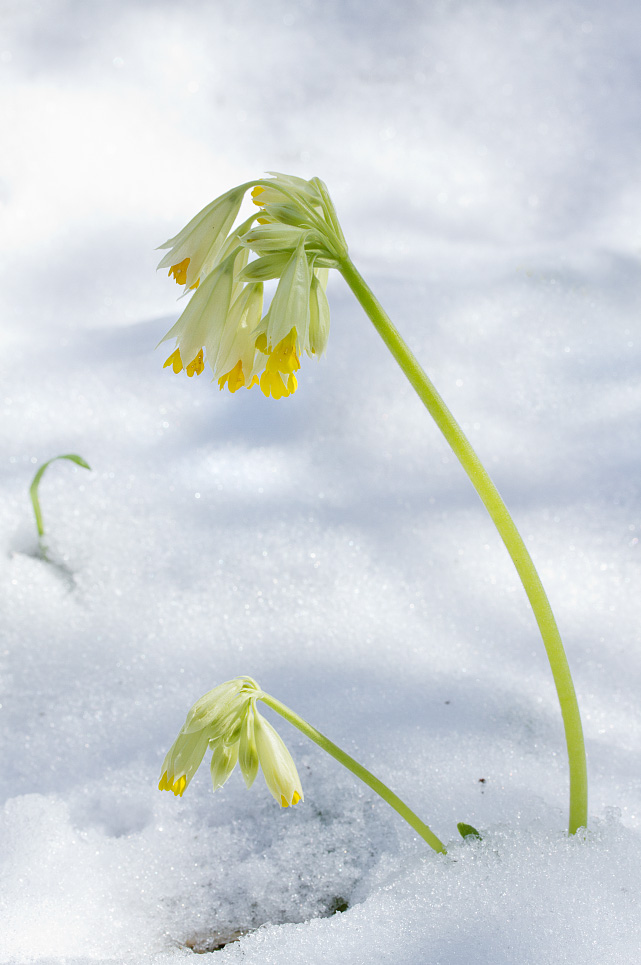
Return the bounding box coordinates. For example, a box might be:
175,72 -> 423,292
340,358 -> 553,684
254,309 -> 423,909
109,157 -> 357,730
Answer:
1,0 -> 641,962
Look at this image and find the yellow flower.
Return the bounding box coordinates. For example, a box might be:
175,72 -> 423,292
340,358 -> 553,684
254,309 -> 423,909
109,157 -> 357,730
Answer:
158,173 -> 347,398
159,252 -> 240,379
158,677 -> 303,808
158,678 -> 256,797
157,186 -> 247,290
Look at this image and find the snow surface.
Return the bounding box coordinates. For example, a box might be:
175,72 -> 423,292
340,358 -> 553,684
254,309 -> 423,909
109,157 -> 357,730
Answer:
2,1 -> 641,962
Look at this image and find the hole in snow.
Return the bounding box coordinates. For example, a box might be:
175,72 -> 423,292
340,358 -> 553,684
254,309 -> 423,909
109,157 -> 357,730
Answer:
177,895 -> 350,953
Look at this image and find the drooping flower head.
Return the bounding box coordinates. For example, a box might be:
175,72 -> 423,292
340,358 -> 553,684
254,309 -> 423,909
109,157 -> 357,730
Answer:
158,676 -> 303,808
157,173 -> 345,399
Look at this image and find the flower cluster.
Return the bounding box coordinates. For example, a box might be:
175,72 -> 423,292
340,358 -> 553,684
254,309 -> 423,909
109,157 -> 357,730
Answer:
157,173 -> 347,399
158,676 -> 303,808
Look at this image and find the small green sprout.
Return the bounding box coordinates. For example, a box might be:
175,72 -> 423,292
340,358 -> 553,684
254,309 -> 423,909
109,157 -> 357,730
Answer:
29,454 -> 91,552
457,822 -> 482,841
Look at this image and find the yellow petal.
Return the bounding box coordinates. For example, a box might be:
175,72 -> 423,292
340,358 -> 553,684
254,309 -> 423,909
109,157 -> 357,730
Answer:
169,257 -> 190,285
186,349 -> 205,377
163,349 -> 183,374
218,360 -> 246,393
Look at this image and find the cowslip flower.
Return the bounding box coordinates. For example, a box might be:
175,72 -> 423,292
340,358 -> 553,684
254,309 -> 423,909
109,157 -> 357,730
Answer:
158,676 -> 303,808
157,173 -> 346,399
157,185 -> 248,291
159,673 -> 448,853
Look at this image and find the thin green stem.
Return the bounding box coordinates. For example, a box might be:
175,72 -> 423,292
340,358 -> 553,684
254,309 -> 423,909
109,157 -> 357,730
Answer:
259,693 -> 447,854
338,256 -> 587,835
30,466 -> 47,539
29,454 -> 92,547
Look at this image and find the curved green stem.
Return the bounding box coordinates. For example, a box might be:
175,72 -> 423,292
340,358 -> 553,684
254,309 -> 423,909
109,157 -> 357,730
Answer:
338,256 -> 587,835
29,454 -> 92,544
259,693 -> 447,854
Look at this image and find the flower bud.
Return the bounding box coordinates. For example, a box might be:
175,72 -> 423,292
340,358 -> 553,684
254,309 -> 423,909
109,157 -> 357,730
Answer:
254,711 -> 304,808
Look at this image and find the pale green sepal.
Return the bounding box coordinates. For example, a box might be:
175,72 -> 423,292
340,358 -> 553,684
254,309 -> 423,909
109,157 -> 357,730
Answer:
307,273 -> 330,358
209,282 -> 264,380
210,740 -> 240,791
264,170 -> 321,193
239,706 -> 260,788
222,716 -> 245,746
158,253 -> 236,368
254,710 -> 303,806
239,253 -> 292,282
184,701 -> 243,740
259,203 -> 314,229
156,187 -> 241,252
159,730 -> 211,791
182,677 -> 257,734
217,216 -> 259,264
230,246 -> 250,302
311,176 -> 348,252
157,183 -> 254,251
242,224 -> 307,256
256,172 -> 322,207
263,238 -> 311,349
157,256 -> 227,346
309,256 -> 340,269
157,186 -> 247,289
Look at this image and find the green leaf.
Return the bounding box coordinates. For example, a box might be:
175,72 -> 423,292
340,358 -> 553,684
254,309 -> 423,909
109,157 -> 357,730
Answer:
457,822 -> 482,841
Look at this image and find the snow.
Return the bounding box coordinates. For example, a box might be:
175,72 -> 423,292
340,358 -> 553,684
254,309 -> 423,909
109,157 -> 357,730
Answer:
1,1 -> 641,962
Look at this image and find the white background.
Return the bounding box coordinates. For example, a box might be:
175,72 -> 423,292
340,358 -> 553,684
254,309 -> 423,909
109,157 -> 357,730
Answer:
1,1 -> 641,962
